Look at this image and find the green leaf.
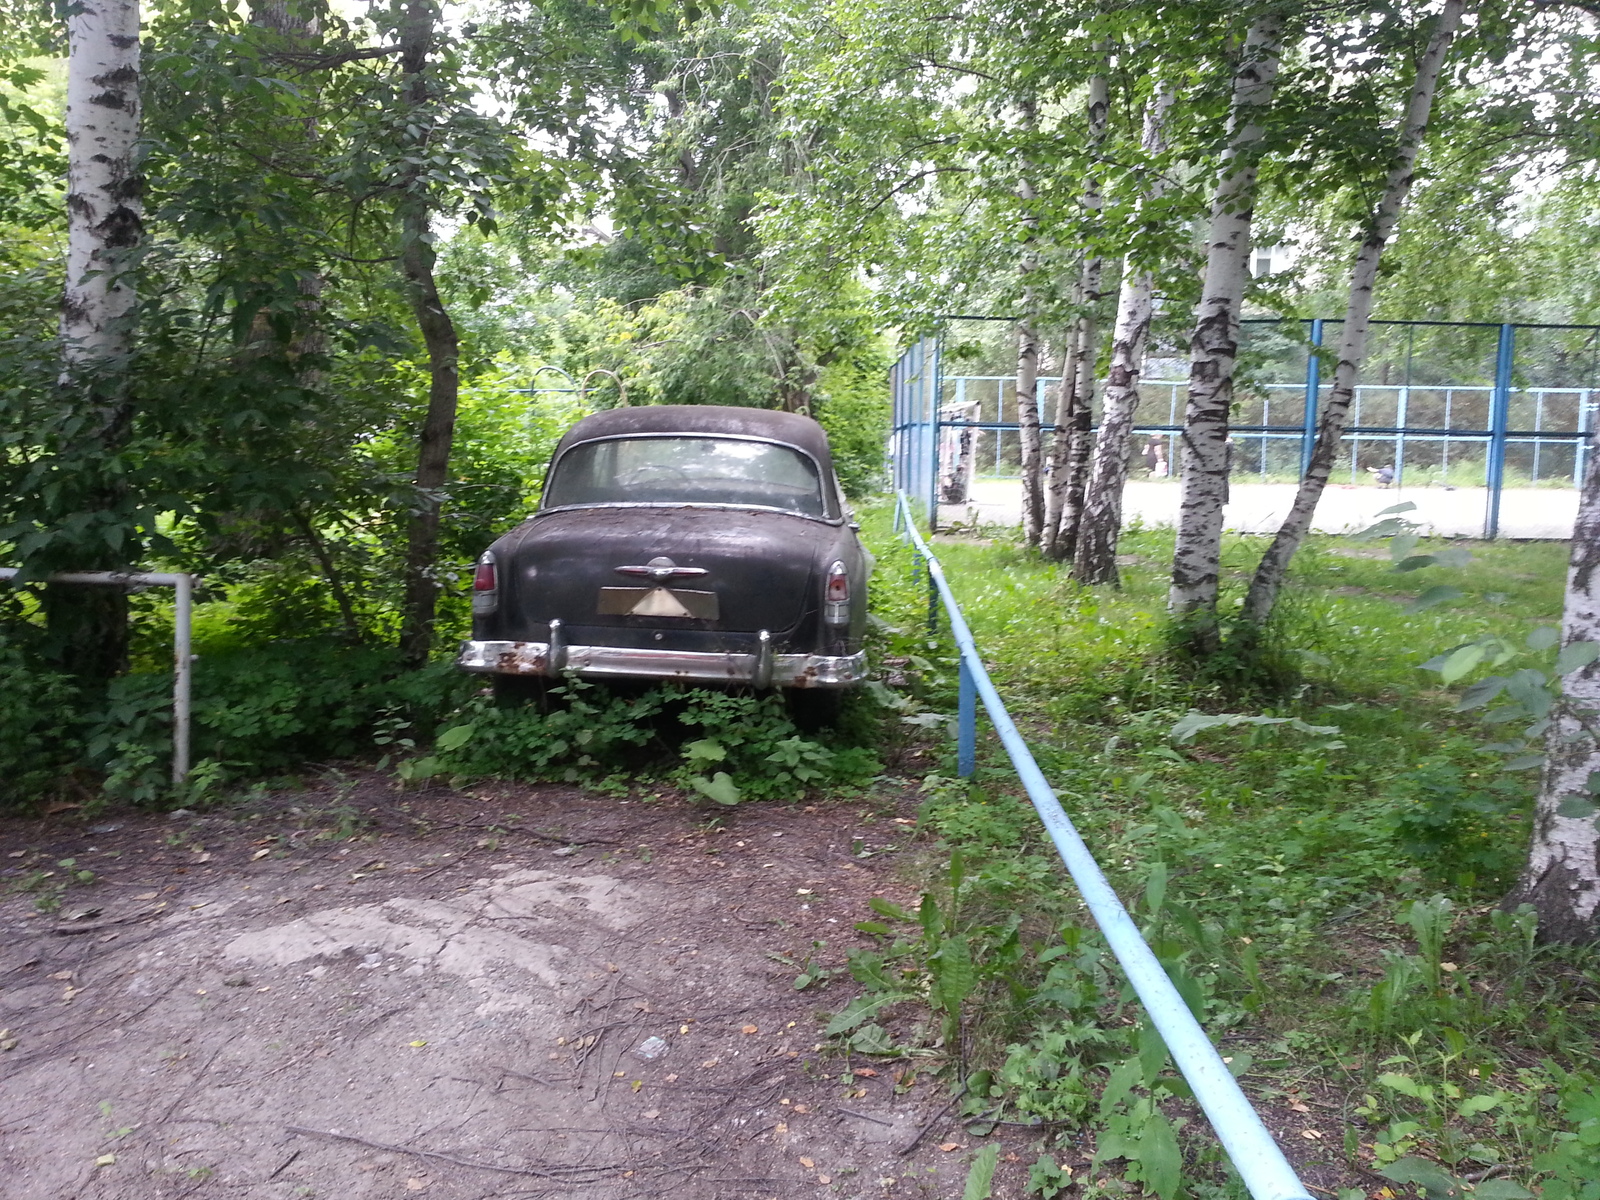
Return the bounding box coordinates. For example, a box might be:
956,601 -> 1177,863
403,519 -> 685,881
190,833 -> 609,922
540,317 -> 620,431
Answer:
929,935 -> 975,1016
1526,626 -> 1561,651
1556,795 -> 1599,819
1439,643 -> 1488,684
689,772 -> 742,806
1380,1156 -> 1464,1200
684,738 -> 726,763
1408,586 -> 1466,614
868,896 -> 916,923
826,993 -> 889,1035
1471,1181 -> 1532,1200
1137,1110 -> 1183,1200
1377,502 -> 1420,516
1554,641 -> 1600,676
962,1144 -> 999,1200
845,1023 -> 898,1055
1396,555 -> 1439,572
434,723 -> 475,751
1501,755 -> 1544,771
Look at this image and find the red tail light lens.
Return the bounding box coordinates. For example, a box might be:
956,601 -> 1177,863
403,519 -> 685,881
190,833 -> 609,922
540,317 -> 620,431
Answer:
825,561 -> 849,603
473,554 -> 497,592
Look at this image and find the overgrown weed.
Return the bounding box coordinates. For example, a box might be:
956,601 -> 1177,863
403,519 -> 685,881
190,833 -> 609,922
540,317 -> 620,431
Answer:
846,501 -> 1596,1195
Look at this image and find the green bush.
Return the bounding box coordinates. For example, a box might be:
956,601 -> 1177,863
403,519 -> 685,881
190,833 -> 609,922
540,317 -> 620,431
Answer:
428,680 -> 880,802
0,632 -> 85,808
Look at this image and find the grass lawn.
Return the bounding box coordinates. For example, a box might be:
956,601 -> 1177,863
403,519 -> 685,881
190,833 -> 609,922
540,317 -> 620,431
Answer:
852,500 -> 1598,1199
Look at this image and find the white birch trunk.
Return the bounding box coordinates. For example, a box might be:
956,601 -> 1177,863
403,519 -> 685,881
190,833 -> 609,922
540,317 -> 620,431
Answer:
1243,0 -> 1463,626
1072,85 -> 1175,586
1016,319 -> 1044,544
63,0 -> 142,370
1507,441 -> 1600,944
1042,69 -> 1109,561
1016,99 -> 1046,547
1168,15 -> 1283,636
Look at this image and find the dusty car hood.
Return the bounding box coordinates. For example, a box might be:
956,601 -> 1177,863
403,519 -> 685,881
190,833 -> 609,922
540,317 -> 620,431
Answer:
492,505 -> 842,637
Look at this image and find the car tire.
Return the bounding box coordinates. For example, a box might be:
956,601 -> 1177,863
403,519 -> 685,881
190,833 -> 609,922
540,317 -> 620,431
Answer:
784,687 -> 842,731
492,675 -> 549,710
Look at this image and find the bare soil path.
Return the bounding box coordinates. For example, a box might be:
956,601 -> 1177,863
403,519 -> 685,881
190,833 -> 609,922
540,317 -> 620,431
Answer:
0,776 -> 987,1200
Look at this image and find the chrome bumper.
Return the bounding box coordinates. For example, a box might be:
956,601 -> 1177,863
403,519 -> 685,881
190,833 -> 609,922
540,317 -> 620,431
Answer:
457,638 -> 868,689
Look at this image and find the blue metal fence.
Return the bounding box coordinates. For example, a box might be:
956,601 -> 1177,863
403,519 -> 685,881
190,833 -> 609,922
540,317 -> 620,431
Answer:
893,493 -> 1312,1200
896,318 -> 1600,538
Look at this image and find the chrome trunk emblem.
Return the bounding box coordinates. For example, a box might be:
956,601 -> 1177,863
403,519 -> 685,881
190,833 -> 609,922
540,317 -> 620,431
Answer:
614,556 -> 708,582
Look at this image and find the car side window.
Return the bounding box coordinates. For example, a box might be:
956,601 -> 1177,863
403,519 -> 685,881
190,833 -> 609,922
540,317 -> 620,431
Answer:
544,437 -> 828,517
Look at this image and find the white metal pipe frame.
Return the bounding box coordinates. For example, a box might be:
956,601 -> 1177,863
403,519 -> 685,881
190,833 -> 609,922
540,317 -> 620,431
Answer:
894,494 -> 1312,1200
0,569 -> 195,785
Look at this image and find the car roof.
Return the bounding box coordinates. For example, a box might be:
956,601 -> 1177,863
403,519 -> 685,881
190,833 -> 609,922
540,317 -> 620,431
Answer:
553,405 -> 837,474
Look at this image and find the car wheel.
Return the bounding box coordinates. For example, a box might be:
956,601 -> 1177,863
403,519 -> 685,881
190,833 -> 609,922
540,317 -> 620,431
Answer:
784,687 -> 842,731
492,675 -> 549,710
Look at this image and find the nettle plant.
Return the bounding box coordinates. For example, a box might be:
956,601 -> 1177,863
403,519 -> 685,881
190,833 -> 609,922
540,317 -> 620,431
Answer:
1422,628 -> 1600,829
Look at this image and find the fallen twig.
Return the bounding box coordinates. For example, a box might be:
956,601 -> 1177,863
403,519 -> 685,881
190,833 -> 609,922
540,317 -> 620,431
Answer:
285,1125 -> 625,1181
898,1083 -> 968,1157
833,1106 -> 893,1127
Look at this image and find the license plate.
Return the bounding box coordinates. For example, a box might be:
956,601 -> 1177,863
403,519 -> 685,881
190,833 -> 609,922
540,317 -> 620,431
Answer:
597,587 -> 719,619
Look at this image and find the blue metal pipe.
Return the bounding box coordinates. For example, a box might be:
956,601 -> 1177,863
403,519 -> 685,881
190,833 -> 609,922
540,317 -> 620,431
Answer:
1301,318 -> 1324,478
1486,324 -> 1514,540
895,494 -> 1312,1200
957,659 -> 976,777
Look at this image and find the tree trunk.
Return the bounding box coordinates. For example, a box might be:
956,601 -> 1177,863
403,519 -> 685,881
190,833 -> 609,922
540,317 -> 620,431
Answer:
1015,98 -> 1045,546
396,0 -> 462,669
51,0 -> 143,684
1016,321 -> 1044,543
1168,14 -> 1284,645
1072,85 -> 1175,587
1504,440 -> 1600,945
1242,0 -> 1463,626
63,0 -> 142,371
1053,298 -> 1100,560
1041,67 -> 1109,561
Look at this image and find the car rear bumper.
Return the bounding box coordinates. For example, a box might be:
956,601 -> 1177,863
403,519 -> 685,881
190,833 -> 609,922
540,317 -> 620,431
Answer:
457,638 -> 868,689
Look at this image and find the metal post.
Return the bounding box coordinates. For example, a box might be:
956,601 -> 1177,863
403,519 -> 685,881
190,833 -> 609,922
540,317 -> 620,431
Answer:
0,569 -> 196,786
1579,393 -> 1593,486
1395,385 -> 1408,487
1532,388 -> 1543,484
173,574 -> 193,786
1301,318 -> 1323,477
957,659 -> 976,777
927,337 -> 941,531
1486,323 -> 1514,540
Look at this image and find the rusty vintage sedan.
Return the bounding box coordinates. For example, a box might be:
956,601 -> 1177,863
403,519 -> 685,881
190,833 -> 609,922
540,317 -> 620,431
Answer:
457,405 -> 871,701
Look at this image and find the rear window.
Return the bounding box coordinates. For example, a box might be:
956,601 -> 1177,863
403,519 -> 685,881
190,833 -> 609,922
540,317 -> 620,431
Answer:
543,436 -> 828,517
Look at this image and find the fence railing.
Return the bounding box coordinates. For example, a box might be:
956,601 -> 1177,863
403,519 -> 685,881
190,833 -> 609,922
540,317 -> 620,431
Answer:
896,317 -> 1600,538
893,493 -> 1312,1200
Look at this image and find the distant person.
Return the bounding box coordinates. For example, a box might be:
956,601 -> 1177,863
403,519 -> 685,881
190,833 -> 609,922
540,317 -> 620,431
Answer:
1153,437 -> 1170,478
1372,463 -> 1395,487
1142,440 -> 1159,474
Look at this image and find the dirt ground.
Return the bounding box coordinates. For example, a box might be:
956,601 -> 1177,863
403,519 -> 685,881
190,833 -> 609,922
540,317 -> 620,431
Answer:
1,774 -> 1363,1200
0,773 -> 1016,1200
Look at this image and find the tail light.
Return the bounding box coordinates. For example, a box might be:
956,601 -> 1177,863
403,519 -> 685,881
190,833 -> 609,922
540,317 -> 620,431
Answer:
472,552 -> 498,614
473,553 -> 497,592
824,560 -> 849,624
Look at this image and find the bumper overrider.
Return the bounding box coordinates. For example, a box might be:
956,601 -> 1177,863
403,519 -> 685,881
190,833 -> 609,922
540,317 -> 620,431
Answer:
458,628 -> 868,690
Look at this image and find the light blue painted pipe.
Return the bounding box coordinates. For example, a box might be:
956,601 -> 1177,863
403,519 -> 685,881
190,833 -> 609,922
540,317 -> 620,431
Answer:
895,495 -> 1312,1200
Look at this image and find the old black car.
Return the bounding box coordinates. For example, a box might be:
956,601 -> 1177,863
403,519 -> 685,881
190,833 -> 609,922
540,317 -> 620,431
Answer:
458,405 -> 870,701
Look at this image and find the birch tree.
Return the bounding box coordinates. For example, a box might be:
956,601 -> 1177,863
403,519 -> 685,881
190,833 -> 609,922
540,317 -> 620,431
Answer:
1071,84 -> 1174,586
1015,98 -> 1046,546
1241,0 -> 1464,627
49,0 -> 143,683
1041,68 -> 1108,562
62,0 -> 142,370
1505,447 -> 1600,945
1168,12 -> 1284,643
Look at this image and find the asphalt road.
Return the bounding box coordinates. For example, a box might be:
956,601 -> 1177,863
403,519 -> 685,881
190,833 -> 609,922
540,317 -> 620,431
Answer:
940,479 -> 1577,540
